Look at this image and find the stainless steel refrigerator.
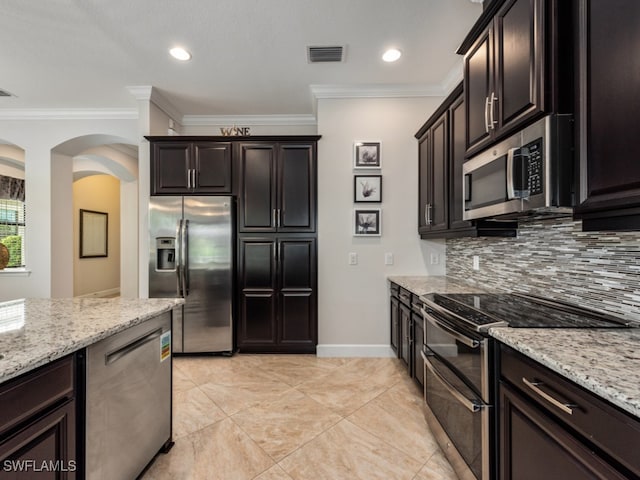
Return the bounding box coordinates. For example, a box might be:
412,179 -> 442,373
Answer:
149,196 -> 233,354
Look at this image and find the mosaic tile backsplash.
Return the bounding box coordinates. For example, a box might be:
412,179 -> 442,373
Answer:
446,219 -> 640,320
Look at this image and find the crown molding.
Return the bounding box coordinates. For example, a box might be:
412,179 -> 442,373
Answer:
126,85 -> 183,125
310,83 -> 446,100
181,114 -> 317,127
0,109 -> 137,120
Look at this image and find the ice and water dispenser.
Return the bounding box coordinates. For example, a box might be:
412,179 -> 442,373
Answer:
155,237 -> 176,271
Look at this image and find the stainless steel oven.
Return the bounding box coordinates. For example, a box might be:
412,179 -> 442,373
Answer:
420,298 -> 495,480
418,292 -> 634,480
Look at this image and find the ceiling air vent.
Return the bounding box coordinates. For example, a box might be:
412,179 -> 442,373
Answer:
307,46 -> 345,63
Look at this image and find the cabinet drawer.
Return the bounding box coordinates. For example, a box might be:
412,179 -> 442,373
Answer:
500,345 -> 640,477
398,288 -> 412,306
0,355 -> 74,436
389,282 -> 399,297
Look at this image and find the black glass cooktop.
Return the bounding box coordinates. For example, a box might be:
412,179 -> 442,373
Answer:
424,293 -> 635,330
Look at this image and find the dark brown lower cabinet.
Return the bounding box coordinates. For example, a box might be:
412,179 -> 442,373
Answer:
499,384 -> 627,480
390,295 -> 399,355
499,344 -> 640,479
411,311 -> 424,389
399,303 -> 411,371
0,401 -> 76,479
0,355 -> 77,479
237,236 -> 317,353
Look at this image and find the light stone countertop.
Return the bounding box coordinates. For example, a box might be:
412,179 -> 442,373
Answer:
490,327 -> 640,418
387,275 -> 640,419
387,275 -> 486,297
0,297 -> 184,384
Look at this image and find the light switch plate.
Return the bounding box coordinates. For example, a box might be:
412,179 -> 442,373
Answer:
349,252 -> 358,265
384,252 -> 394,265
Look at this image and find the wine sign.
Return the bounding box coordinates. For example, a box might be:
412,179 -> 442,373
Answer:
220,126 -> 251,136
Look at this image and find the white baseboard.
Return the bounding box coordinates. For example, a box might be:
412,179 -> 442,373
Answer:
316,344 -> 395,358
76,287 -> 120,299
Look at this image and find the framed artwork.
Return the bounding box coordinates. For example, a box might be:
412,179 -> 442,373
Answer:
80,209 -> 108,258
354,175 -> 382,203
354,208 -> 381,236
353,141 -> 381,169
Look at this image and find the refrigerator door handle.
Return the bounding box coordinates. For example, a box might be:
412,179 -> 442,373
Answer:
183,219 -> 190,295
176,219 -> 183,296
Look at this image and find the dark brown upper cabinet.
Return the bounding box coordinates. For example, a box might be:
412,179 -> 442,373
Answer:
418,111 -> 449,236
464,0 -> 545,156
416,83 -> 516,239
150,141 -> 232,195
238,141 -> 316,233
572,0 -> 640,231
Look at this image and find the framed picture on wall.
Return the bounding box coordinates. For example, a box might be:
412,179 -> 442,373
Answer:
353,141 -> 381,169
354,175 -> 382,203
353,208 -> 381,236
80,209 -> 108,258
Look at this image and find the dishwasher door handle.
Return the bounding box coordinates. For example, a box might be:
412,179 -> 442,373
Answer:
105,328 -> 163,365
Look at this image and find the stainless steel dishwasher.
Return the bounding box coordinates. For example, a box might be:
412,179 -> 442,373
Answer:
85,311 -> 173,479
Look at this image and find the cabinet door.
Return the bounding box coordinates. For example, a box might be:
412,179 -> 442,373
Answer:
193,142 -> 232,193
151,142 -> 191,194
237,238 -> 277,348
418,131 -> 430,234
390,296 -> 399,356
465,27 -> 493,154
238,144 -> 277,232
0,400 -> 76,480
574,1 -> 640,223
278,238 -> 316,351
449,94 -> 473,231
412,312 -> 424,389
500,383 -> 627,480
429,112 -> 449,233
494,0 -> 544,133
399,303 -> 411,373
277,143 -> 316,232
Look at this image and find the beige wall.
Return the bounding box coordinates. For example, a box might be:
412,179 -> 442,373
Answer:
73,175 -> 120,296
316,96 -> 446,356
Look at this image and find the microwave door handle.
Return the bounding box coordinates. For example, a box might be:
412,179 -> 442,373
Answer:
506,147 -> 517,200
424,357 -> 482,413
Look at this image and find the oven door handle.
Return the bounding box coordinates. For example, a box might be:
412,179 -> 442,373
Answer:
421,308 -> 479,349
424,356 -> 483,413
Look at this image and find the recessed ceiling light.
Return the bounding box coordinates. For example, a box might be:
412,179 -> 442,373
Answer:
169,47 -> 191,61
382,48 -> 402,62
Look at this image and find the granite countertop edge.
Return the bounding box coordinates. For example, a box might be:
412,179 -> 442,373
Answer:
0,298 -> 184,384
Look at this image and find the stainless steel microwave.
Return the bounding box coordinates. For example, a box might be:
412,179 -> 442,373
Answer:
463,114 -> 575,221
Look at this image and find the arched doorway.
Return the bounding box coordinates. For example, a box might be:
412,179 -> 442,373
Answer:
51,135 -> 138,298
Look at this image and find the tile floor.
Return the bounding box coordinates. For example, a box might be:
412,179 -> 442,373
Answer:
142,355 -> 459,480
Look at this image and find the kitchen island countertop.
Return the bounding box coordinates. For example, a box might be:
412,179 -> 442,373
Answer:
0,297 -> 183,383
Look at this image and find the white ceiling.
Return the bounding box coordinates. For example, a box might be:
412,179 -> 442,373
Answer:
0,0 -> 482,118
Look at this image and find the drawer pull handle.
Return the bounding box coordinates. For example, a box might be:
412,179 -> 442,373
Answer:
522,377 -> 575,415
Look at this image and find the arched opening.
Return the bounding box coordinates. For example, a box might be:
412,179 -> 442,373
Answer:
51,135 -> 138,298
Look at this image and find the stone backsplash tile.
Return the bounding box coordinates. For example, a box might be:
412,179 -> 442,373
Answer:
446,219 -> 640,320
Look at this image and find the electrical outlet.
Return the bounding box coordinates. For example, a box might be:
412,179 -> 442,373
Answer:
430,253 -> 439,265
384,252 -> 394,265
472,255 -> 480,270
349,252 -> 358,265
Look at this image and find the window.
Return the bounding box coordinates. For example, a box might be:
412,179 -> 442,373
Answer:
0,199 -> 25,268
